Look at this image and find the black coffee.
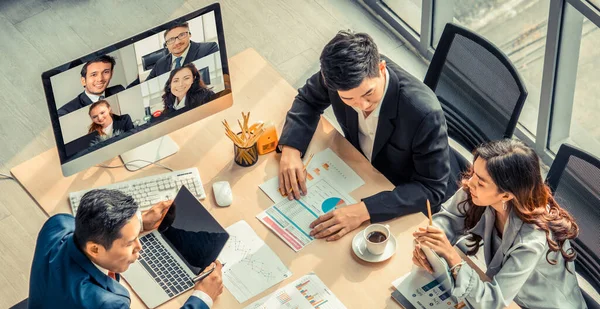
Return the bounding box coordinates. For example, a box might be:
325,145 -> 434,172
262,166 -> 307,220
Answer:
367,231 -> 387,243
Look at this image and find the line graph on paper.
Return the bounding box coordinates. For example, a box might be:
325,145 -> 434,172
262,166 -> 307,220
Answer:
219,221 -> 292,303
223,234 -> 280,282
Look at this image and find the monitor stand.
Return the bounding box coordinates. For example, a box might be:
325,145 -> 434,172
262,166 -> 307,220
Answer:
119,136 -> 179,171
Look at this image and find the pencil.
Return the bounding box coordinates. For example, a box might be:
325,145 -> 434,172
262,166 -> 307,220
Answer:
303,153 -> 315,171
426,199 -> 432,226
283,153 -> 315,196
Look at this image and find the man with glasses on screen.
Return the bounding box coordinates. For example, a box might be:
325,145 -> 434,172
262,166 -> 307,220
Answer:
58,55 -> 125,117
145,22 -> 219,82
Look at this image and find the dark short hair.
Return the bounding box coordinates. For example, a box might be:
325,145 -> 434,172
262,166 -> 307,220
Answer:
80,55 -> 116,79
74,189 -> 138,251
320,30 -> 381,91
164,21 -> 190,39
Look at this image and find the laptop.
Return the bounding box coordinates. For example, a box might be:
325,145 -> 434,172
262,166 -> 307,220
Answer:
123,185 -> 230,308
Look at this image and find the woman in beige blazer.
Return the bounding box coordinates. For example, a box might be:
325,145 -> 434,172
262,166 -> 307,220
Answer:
413,139 -> 586,309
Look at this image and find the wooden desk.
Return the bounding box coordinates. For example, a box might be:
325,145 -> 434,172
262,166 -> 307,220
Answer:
12,49 -> 515,309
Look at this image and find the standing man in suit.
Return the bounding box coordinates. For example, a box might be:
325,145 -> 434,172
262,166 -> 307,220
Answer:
29,190 -> 223,308
278,31 -> 450,241
58,55 -> 125,116
145,22 -> 219,81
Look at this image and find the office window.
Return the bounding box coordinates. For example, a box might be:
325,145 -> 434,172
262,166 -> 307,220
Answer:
453,0 -> 551,136
588,0 -> 600,11
382,0 -> 422,34
562,17 -> 600,157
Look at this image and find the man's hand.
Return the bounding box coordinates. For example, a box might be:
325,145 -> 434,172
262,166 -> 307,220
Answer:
279,146 -> 307,200
142,201 -> 172,232
194,260 -> 224,301
309,202 -> 370,241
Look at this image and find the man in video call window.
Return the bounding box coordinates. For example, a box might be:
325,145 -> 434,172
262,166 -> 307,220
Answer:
145,22 -> 219,81
57,55 -> 125,117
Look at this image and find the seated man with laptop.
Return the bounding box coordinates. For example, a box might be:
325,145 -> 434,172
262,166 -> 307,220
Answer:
29,189 -> 224,309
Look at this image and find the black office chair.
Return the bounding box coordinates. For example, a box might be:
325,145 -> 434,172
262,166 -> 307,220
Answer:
546,144 -> 600,308
141,48 -> 169,71
425,23 -> 528,200
425,23 -> 528,151
199,66 -> 211,85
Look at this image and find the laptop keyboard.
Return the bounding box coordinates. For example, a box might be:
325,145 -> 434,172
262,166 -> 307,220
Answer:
138,233 -> 194,297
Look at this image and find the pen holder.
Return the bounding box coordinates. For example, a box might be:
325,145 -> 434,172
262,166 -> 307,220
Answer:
233,136 -> 259,167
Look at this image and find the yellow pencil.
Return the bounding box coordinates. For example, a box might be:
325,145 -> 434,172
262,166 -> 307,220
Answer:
426,199 -> 432,226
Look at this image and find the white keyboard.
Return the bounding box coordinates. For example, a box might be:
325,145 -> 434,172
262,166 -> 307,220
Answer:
69,167 -> 206,215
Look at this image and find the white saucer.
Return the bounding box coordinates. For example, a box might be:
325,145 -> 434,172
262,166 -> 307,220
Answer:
352,231 -> 397,262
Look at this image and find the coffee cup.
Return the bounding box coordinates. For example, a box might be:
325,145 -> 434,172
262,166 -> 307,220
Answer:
363,224 -> 390,255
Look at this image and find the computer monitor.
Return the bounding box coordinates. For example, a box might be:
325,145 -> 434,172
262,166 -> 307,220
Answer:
42,3 -> 232,177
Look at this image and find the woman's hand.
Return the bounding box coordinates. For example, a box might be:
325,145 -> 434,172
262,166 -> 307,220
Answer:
412,242 -> 433,274
413,226 -> 462,267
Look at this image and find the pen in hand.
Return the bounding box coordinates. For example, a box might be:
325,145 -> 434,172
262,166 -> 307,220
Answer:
194,262 -> 226,282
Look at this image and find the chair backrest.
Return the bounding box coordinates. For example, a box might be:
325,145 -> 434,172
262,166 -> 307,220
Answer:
546,143 -> 600,295
424,23 -> 528,151
141,48 -> 169,71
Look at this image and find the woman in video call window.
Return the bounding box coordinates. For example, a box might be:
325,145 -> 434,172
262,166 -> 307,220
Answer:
162,63 -> 214,115
88,100 -> 134,142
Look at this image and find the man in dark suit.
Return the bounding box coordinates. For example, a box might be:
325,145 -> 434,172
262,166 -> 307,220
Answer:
278,31 -> 450,241
58,55 -> 125,116
146,22 -> 219,82
29,190 -> 223,308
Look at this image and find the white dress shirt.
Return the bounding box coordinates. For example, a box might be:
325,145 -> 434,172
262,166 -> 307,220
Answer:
93,262 -> 111,277
171,44 -> 191,70
85,91 -> 105,103
351,68 -> 390,161
173,96 -> 187,110
102,122 -> 114,136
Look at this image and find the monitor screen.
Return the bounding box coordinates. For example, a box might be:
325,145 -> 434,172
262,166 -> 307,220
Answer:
42,4 -> 232,176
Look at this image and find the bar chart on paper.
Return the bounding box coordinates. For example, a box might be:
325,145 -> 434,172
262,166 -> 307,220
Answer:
259,148 -> 364,203
295,277 -> 332,308
245,273 -> 347,309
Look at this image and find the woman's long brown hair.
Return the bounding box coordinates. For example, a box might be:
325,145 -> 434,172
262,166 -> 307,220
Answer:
88,100 -> 113,136
459,139 -> 579,268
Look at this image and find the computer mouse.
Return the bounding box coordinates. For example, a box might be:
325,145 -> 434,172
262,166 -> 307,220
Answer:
212,181 -> 233,207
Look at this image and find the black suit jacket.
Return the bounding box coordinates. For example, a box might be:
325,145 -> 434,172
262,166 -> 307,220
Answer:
57,85 -> 125,116
111,114 -> 134,133
146,41 -> 219,81
278,57 -> 450,222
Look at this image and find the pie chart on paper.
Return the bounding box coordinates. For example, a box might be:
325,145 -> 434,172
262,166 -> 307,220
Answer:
321,197 -> 346,213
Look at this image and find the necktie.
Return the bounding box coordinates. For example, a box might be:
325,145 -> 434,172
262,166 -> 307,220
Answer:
175,57 -> 183,69
98,95 -> 105,101
108,271 -> 117,280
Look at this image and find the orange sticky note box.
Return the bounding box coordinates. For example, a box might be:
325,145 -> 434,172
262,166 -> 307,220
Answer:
257,125 -> 278,155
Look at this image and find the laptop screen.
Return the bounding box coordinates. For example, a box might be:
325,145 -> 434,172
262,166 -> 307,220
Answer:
157,185 -> 229,275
